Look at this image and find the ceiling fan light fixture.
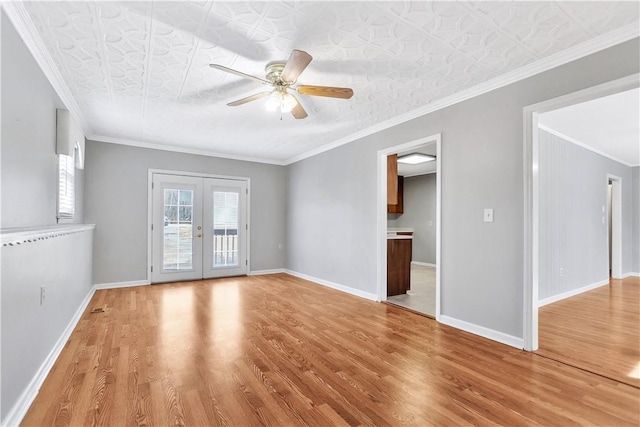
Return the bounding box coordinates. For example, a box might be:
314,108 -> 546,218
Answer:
281,92 -> 297,113
266,92 -> 281,111
266,91 -> 297,113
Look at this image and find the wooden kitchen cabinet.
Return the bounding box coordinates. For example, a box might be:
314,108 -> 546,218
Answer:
387,236 -> 412,296
387,154 -> 404,213
387,176 -> 404,214
387,154 -> 398,205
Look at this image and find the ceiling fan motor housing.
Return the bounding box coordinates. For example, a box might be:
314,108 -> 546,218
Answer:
265,62 -> 290,85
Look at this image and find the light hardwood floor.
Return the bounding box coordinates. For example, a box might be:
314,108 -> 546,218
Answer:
537,276 -> 640,388
22,274 -> 639,426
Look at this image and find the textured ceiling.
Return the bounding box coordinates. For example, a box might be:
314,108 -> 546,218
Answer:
12,1 -> 640,163
538,88 -> 640,166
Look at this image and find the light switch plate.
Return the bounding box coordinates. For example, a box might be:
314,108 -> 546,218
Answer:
484,208 -> 494,223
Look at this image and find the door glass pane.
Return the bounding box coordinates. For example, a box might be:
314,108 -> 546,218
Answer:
164,189 -> 193,270
212,191 -> 239,268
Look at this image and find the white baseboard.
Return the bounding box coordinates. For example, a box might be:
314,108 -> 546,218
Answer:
248,269 -> 285,276
2,286 -> 96,427
439,315 -> 524,350
411,261 -> 436,267
93,279 -> 150,290
538,279 -> 609,307
284,270 -> 378,301
621,272 -> 640,279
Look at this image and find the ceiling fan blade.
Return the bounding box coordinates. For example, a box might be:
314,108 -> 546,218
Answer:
296,85 -> 354,99
209,64 -> 272,86
291,96 -> 308,119
281,50 -> 313,83
227,91 -> 272,106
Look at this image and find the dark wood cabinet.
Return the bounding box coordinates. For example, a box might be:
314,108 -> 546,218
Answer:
387,236 -> 412,296
387,176 -> 404,214
387,154 -> 398,205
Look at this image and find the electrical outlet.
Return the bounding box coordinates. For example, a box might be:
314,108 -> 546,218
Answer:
278,243 -> 283,250
40,286 -> 46,305
560,268 -> 564,277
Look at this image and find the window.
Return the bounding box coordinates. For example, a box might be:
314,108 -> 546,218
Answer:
212,191 -> 239,267
57,145 -> 76,220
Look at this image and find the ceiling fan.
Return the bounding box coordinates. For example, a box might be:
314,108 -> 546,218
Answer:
209,50 -> 354,119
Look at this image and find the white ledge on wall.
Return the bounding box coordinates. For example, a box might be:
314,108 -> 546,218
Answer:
1,224 -> 96,247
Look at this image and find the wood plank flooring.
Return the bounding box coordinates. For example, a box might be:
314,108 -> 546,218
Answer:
22,274 -> 639,426
537,276 -> 640,388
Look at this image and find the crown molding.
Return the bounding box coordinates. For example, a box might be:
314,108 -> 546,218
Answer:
2,1 -> 91,135
537,124 -> 638,167
284,23 -> 640,165
89,134 -> 287,166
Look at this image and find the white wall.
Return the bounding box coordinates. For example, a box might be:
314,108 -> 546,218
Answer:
286,38 -> 640,340
84,140 -> 287,285
538,129 -> 636,301
395,174 -> 437,264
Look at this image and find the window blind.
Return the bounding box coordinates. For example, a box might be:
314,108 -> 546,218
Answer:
213,191 -> 238,229
57,153 -> 75,219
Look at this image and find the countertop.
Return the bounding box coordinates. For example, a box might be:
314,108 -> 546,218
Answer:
387,227 -> 413,239
387,227 -> 414,233
387,235 -> 413,240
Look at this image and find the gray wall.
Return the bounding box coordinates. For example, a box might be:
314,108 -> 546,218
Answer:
1,12 -> 85,227
1,12 -> 93,422
1,230 -> 93,423
84,141 -> 286,284
286,38 -> 640,338
633,167 -> 640,274
539,129 -> 636,300
395,174 -> 437,265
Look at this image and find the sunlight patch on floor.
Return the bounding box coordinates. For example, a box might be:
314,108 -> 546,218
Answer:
629,361 -> 640,379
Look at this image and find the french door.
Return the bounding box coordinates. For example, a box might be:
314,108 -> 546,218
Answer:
151,173 -> 248,283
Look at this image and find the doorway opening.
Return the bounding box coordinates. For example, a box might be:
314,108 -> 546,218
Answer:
376,134 -> 441,320
607,175 -> 623,279
525,76 -> 639,387
147,170 -> 250,283
523,73 -> 638,351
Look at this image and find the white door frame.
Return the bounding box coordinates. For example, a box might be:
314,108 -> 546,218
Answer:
607,175 -> 623,279
147,169 -> 251,283
376,133 -> 442,320
522,73 -> 638,351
